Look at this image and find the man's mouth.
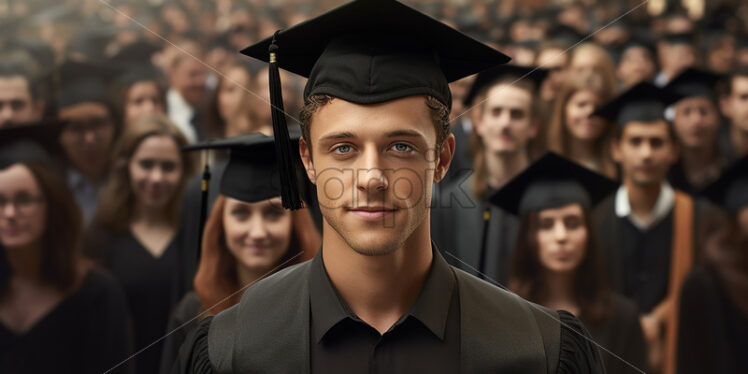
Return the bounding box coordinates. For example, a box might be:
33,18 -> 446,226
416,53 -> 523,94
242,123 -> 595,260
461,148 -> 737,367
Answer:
347,206 -> 398,220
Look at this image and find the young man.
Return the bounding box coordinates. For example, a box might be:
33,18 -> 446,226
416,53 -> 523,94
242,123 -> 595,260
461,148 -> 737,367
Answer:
593,82 -> 707,374
664,68 -> 726,194
0,63 -> 43,127
721,66 -> 748,161
431,64 -> 546,285
56,60 -> 120,226
174,1 -> 602,373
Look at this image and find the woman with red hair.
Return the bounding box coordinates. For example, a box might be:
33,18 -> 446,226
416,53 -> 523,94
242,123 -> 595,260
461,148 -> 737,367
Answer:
159,133 -> 320,373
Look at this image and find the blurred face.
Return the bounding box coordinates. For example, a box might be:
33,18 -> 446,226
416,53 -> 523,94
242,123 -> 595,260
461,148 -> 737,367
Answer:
617,46 -> 656,89
0,164 -> 47,250
707,36 -> 735,74
218,66 -> 250,123
476,84 -> 536,155
449,75 -> 474,123
536,48 -> 567,101
125,81 -> 165,126
536,204 -> 588,274
724,76 -> 748,132
0,76 -> 39,127
170,58 -> 206,107
59,102 -> 116,180
222,197 -> 292,273
128,135 -> 183,210
569,49 -> 606,78
565,89 -> 605,141
660,44 -> 696,76
612,121 -> 678,187
672,97 -> 720,149
300,96 -> 451,256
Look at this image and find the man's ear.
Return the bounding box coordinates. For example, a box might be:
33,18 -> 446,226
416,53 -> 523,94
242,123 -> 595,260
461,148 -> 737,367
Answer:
434,134 -> 455,183
299,138 -> 316,184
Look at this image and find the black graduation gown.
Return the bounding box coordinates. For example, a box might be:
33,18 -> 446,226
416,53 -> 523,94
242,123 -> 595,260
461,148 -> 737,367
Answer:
584,294 -> 648,374
431,174 -> 519,286
0,268 -> 135,374
677,266 -> 748,374
172,249 -> 604,374
87,228 -> 182,374
160,292 -> 203,374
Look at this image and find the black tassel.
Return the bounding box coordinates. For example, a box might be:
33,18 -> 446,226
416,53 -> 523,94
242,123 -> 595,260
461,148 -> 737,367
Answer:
269,31 -> 302,210
197,161 -> 211,262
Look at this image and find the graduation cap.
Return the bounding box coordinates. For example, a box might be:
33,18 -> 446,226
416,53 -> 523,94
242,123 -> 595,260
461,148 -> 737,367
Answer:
488,152 -> 619,216
57,59 -> 121,109
0,121 -> 66,170
182,131 -> 301,262
592,82 -> 681,128
663,68 -> 723,101
463,64 -> 549,106
701,156 -> 748,215
239,0 -> 510,210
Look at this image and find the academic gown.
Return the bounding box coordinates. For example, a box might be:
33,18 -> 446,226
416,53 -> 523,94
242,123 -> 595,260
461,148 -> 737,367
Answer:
677,266 -> 748,374
584,294 -> 648,374
86,228 -> 182,374
160,292 -> 203,374
0,268 -> 135,374
431,174 -> 519,286
172,247 -> 605,374
593,194 -> 707,313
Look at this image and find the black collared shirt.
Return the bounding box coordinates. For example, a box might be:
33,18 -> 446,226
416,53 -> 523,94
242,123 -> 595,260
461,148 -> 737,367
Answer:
309,246 -> 460,374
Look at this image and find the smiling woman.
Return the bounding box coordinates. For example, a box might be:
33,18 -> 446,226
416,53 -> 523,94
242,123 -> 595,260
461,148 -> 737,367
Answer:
84,114 -> 195,374
0,124 -> 133,373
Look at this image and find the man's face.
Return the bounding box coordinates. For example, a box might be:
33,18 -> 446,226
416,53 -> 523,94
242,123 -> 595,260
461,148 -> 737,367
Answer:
617,46 -> 656,89
474,84 -> 536,155
672,96 -> 720,149
300,96 -> 453,256
723,76 -> 748,132
612,121 -> 678,187
170,58 -> 206,107
59,102 -> 116,180
0,76 -> 39,127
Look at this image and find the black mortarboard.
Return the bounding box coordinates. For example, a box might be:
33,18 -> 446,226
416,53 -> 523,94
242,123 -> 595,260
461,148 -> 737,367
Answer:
57,59 -> 120,109
663,68 -> 723,100
463,64 -> 548,106
240,0 -> 510,210
183,132 -> 300,204
488,153 -> 618,216
546,23 -> 585,48
0,121 -> 65,170
701,156 -> 748,215
592,82 -> 681,128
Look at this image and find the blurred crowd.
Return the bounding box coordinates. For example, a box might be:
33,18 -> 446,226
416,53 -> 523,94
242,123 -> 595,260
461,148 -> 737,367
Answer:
0,0 -> 747,373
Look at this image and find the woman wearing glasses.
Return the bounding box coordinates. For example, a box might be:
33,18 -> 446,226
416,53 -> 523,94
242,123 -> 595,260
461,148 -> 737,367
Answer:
0,125 -> 134,373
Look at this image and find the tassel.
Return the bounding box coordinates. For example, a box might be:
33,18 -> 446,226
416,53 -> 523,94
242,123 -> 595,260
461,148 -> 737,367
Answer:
268,31 -> 302,210
197,160 -> 211,262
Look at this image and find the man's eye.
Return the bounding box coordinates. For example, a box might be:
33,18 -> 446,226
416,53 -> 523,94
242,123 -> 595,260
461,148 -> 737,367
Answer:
391,143 -> 412,152
333,145 -> 352,154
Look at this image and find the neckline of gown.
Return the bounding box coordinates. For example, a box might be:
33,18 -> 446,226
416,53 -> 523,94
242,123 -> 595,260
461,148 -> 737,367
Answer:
0,269 -> 95,338
127,229 -> 176,261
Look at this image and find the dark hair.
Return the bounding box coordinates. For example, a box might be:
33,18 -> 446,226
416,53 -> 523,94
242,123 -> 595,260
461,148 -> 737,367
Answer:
109,70 -> 168,126
299,94 -> 451,153
0,62 -> 38,102
508,206 -> 611,324
0,162 -> 83,298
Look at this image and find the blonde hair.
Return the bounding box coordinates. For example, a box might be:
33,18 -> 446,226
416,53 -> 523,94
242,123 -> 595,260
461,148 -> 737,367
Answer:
547,73 -> 617,179
95,114 -> 196,231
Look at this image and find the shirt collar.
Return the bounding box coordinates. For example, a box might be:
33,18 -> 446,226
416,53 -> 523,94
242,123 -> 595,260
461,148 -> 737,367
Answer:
309,243 -> 456,343
615,182 -> 675,230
